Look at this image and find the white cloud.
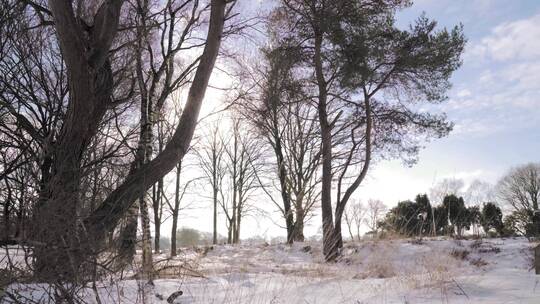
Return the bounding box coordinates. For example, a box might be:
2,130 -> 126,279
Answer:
503,62 -> 540,91
456,89 -> 472,98
446,14 -> 540,138
471,13 -> 540,61
478,70 -> 494,84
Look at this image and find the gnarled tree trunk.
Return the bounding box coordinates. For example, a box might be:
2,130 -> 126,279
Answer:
31,0 -> 123,281
34,0 -> 228,281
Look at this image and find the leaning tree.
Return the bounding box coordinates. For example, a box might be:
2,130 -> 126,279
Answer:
1,0 -> 233,282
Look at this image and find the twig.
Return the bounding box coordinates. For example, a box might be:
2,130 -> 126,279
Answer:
452,279 -> 469,299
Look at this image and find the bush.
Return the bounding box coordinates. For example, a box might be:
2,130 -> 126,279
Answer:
481,202 -> 504,236
153,236 -> 170,251
486,230 -> 498,238
503,210 -> 532,236
380,197 -> 432,237
450,248 -> 470,260
175,227 -> 215,247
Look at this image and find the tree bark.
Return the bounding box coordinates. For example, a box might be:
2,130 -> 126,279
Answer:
171,161 -> 182,257
313,31 -> 337,261
235,207 -> 241,244
153,181 -> 162,253
293,206 -> 305,242
116,204 -> 138,267
3,179 -> 12,241
333,211 -> 344,249
139,196 -> 153,280
212,150 -> 218,245
535,244 -> 540,274
227,219 -> 233,244
230,131 -> 238,244
273,133 -> 295,244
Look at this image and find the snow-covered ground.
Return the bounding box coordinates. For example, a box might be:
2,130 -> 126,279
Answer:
3,237 -> 539,303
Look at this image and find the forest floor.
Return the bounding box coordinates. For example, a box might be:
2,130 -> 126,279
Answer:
3,237 -> 540,303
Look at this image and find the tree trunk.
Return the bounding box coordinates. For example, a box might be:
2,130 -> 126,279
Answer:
116,204 -> 139,268
213,185 -> 218,245
3,180 -> 11,241
171,161 -> 182,257
534,244 -> 540,274
231,198 -> 237,244
139,196 -> 153,280
227,219 -> 233,244
14,201 -> 24,239
32,155 -> 83,281
153,125 -> 165,252
235,208 -> 241,244
313,32 -> 337,261
293,207 -> 305,242
153,178 -> 163,253
14,177 -> 26,239
333,209 -> 344,250
532,210 -> 540,237
170,209 -> 179,257
273,131 -> 294,244
212,152 -> 218,244
345,215 -> 355,242
231,136 -> 238,244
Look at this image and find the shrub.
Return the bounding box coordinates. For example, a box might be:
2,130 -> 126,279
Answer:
481,202 -> 504,236
470,258 -> 488,267
450,248 -> 470,260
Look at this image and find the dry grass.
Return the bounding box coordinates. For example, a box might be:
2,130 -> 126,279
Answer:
469,258 -> 488,267
6,238 -> 526,304
450,248 -> 470,260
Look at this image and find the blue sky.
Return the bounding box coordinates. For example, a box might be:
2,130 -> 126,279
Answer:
354,0 -> 540,204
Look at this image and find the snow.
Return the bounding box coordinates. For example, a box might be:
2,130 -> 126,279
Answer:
3,237 -> 539,303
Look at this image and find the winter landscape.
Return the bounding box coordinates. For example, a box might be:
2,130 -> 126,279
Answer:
3,237 -> 539,303
1,0 -> 540,303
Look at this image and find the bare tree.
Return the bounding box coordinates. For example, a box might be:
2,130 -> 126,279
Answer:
429,178 -> 465,205
0,1 -> 70,247
238,42 -> 321,243
197,119 -> 226,245
365,199 -> 387,234
219,117 -> 265,244
284,103 -> 321,242
167,157 -> 200,256
343,200 -> 366,241
497,163 -> 540,236
465,179 -> 494,206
